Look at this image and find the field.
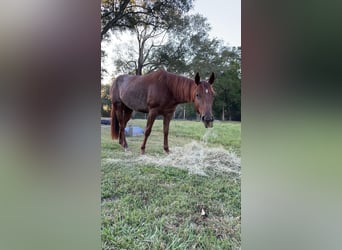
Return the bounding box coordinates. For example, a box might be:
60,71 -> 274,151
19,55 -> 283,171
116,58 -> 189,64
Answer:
101,119 -> 241,249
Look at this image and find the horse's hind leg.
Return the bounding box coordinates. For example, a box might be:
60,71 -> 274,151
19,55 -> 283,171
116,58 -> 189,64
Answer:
114,103 -> 126,149
122,106 -> 132,149
141,109 -> 158,154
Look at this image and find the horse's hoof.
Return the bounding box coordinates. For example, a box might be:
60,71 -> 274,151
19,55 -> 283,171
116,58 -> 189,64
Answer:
141,149 -> 145,155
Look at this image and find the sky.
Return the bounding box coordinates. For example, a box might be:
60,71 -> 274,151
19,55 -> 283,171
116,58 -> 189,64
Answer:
101,0 -> 241,84
190,0 -> 241,46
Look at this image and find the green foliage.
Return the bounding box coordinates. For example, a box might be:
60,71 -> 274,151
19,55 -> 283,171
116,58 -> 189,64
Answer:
101,84 -> 111,117
213,48 -> 241,121
150,14 -> 212,75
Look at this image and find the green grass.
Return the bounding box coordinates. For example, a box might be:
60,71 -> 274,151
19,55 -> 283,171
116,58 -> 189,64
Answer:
101,119 -> 241,249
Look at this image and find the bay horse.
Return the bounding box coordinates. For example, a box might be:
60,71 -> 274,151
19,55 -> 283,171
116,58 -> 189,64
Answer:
110,69 -> 215,154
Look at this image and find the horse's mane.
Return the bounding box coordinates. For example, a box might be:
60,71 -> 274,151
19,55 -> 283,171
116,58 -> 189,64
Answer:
160,70 -> 196,103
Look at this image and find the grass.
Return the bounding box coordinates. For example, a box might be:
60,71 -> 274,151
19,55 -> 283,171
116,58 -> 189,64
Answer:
101,119 -> 241,249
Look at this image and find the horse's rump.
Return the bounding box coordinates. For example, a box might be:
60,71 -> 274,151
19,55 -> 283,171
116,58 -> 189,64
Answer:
114,74 -> 155,112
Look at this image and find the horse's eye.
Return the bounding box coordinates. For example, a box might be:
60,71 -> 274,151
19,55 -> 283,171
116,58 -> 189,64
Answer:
196,93 -> 200,98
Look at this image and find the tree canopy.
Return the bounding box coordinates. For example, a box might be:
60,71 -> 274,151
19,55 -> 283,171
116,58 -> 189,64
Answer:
101,0 -> 193,40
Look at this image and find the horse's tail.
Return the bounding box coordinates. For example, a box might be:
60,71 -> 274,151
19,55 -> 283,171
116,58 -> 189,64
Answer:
111,103 -> 119,140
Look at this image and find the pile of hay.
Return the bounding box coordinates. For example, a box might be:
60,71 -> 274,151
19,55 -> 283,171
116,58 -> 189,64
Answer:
139,141 -> 241,176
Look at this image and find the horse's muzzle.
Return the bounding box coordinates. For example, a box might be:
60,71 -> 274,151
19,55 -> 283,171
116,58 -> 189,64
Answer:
201,115 -> 214,128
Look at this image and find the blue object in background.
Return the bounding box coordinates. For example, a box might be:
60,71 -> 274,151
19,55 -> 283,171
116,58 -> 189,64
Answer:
125,126 -> 144,136
101,119 -> 111,125
101,119 -> 143,136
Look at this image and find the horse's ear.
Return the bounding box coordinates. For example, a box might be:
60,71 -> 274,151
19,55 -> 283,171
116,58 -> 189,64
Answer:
195,73 -> 200,85
209,72 -> 215,85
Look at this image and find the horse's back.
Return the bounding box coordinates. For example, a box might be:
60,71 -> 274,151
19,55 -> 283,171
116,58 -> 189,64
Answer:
111,70 -> 171,113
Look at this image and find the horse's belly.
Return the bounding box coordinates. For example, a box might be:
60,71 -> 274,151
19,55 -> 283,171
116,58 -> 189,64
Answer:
120,90 -> 148,112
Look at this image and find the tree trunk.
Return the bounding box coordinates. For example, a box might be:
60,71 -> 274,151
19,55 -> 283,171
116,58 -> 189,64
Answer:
136,46 -> 144,75
222,105 -> 225,121
136,66 -> 142,75
228,107 -> 232,121
183,105 -> 186,120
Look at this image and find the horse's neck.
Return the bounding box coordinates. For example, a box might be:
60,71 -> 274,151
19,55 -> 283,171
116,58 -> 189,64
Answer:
184,81 -> 196,103
170,76 -> 196,104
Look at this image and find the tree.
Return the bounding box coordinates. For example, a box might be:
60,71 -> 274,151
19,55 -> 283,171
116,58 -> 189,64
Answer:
115,25 -> 168,75
101,0 -> 131,39
101,0 -> 193,40
107,1 -> 195,76
101,0 -> 194,80
212,47 -> 241,121
150,14 -> 212,75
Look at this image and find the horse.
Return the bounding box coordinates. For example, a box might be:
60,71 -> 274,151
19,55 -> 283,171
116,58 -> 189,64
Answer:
110,69 -> 215,154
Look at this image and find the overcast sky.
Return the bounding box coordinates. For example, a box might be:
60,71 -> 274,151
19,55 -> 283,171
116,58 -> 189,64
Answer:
190,0 -> 241,46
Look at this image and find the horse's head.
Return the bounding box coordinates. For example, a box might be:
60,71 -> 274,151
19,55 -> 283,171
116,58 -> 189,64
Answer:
193,72 -> 215,128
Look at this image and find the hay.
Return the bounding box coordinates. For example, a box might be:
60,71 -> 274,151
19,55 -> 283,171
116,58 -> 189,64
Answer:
104,142 -> 240,177
104,129 -> 241,177
138,141 -> 241,177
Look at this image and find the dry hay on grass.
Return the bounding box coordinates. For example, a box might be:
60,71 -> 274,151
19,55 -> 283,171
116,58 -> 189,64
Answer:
139,141 -> 240,176
104,141 -> 241,177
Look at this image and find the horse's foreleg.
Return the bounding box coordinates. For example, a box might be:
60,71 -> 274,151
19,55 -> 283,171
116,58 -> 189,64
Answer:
141,110 -> 157,154
163,113 -> 173,153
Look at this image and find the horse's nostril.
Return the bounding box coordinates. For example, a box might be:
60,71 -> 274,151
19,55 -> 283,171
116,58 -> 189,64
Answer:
203,116 -> 213,122
202,114 -> 214,122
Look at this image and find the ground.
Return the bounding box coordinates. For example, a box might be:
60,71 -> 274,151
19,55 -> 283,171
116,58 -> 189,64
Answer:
101,119 -> 241,249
